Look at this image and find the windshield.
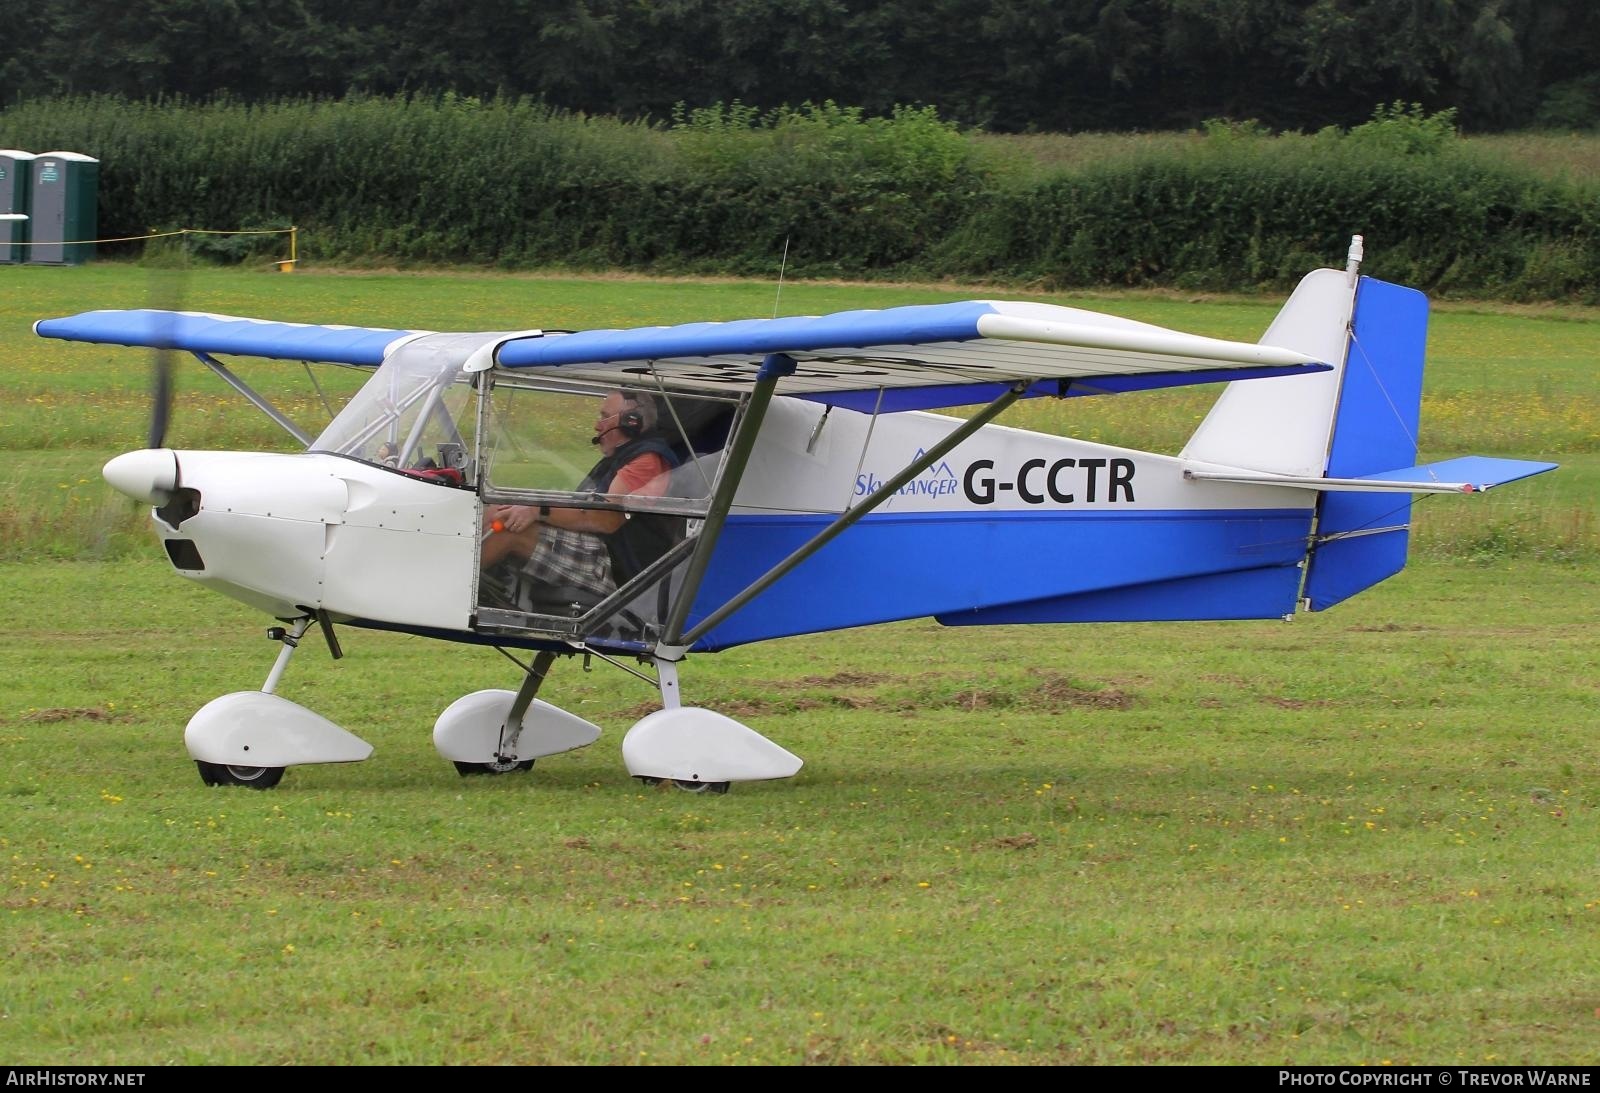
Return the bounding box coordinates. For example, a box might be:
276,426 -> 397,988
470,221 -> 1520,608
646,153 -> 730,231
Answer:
310,333 -> 484,480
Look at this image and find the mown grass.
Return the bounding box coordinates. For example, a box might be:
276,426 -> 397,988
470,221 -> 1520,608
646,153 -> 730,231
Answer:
0,261 -> 1595,1064
2,556 -> 1596,1064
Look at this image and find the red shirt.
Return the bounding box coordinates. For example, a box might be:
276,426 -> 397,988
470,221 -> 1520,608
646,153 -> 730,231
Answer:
610,452 -> 671,497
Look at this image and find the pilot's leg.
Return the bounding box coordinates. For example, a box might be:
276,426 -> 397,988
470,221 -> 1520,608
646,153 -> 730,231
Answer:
482,525 -> 542,568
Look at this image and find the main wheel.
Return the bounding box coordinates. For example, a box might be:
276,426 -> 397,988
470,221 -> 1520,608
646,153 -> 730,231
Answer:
453,758 -> 536,776
196,760 -> 286,789
672,779 -> 730,795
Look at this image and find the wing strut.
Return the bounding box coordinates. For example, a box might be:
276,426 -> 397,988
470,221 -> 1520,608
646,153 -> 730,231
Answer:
660,353 -> 797,650
673,380 -> 1029,651
194,351 -> 314,447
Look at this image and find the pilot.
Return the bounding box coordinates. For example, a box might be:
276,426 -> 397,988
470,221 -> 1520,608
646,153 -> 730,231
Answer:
481,389 -> 679,607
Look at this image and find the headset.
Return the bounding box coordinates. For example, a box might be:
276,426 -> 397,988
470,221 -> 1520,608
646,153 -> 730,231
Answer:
618,399 -> 646,439
594,391 -> 655,446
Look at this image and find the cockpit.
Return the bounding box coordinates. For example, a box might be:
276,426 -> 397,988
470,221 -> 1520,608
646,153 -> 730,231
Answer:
311,333 -> 738,646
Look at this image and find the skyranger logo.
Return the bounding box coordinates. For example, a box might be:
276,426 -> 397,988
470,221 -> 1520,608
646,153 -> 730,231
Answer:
963,457 -> 1136,505
854,451 -> 962,507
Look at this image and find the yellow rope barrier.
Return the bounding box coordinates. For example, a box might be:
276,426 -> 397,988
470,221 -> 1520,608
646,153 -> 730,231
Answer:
3,225 -> 300,268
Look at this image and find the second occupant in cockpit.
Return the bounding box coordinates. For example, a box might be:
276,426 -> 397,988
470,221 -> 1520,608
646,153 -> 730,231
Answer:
482,389 -> 680,611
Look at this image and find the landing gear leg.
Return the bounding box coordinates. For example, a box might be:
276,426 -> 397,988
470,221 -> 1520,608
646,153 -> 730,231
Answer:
499,650 -> 557,757
432,651 -> 601,776
451,650 -> 555,776
261,616 -> 313,695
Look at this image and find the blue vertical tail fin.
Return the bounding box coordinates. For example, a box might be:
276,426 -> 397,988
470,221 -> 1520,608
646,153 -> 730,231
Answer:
1300,277 -> 1429,610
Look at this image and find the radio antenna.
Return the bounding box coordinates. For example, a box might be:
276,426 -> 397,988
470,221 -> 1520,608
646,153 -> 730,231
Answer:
773,235 -> 791,318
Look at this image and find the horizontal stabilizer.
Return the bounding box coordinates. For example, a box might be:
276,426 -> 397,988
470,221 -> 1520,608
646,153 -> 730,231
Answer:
1186,455 -> 1558,495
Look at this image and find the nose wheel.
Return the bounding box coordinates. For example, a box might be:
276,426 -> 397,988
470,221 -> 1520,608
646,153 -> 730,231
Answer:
196,761 -> 286,789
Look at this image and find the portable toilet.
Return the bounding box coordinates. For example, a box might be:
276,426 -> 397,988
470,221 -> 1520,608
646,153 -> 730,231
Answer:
0,150 -> 35,264
27,151 -> 99,265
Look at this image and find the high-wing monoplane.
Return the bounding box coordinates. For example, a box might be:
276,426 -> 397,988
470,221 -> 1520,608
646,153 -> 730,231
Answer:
35,239 -> 1557,791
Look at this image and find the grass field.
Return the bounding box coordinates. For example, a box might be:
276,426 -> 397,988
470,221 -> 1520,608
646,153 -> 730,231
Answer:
1,262 -> 1596,1064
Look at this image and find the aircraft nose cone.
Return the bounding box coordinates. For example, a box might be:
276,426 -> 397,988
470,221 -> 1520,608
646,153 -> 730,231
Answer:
104,449 -> 180,503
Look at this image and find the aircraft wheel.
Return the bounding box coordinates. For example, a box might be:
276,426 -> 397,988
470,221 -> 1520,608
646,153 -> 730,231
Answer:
453,758 -> 535,776
672,779 -> 730,795
196,760 -> 285,789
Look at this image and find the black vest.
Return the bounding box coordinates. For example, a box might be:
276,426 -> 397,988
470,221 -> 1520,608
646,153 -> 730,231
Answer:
580,438 -> 682,584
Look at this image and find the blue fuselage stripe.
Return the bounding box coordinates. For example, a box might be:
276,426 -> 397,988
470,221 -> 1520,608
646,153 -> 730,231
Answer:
686,508 -> 1313,649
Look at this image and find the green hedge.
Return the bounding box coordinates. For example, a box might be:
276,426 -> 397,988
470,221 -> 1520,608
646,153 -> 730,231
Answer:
3,96 -> 1596,300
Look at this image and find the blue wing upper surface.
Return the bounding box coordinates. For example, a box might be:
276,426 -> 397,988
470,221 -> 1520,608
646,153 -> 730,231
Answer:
36,300 -> 1330,408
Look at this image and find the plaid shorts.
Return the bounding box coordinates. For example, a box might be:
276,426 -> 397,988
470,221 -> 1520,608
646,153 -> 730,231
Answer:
516,526 -> 614,603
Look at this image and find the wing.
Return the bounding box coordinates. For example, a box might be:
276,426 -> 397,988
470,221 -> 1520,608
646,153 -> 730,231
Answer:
33,309 -> 420,368
487,299 -> 1328,410
36,299 -> 1329,407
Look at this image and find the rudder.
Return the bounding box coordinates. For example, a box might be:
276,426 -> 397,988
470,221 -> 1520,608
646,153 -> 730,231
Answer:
1301,276 -> 1430,609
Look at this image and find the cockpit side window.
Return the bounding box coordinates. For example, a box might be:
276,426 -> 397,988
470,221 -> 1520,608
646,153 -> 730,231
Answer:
481,385 -> 600,493
473,376 -> 740,643
480,379 -> 736,505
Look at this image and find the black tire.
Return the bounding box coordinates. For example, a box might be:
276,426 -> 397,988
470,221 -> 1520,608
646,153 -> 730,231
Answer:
672,779 -> 730,795
196,760 -> 285,789
453,758 -> 536,776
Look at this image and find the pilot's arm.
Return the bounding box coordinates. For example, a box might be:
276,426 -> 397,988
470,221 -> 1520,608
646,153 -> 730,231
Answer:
482,451 -> 670,567
489,452 -> 669,536
497,503 -> 625,536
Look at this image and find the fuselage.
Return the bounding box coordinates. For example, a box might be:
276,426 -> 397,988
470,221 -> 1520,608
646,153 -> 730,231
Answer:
105,392 -> 1319,652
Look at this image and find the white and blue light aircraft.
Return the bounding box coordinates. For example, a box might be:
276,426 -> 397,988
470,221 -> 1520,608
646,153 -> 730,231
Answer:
35,239 -> 1556,791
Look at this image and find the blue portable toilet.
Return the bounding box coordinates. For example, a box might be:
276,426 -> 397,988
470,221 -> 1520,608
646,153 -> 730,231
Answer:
0,150 -> 35,264
27,151 -> 100,265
